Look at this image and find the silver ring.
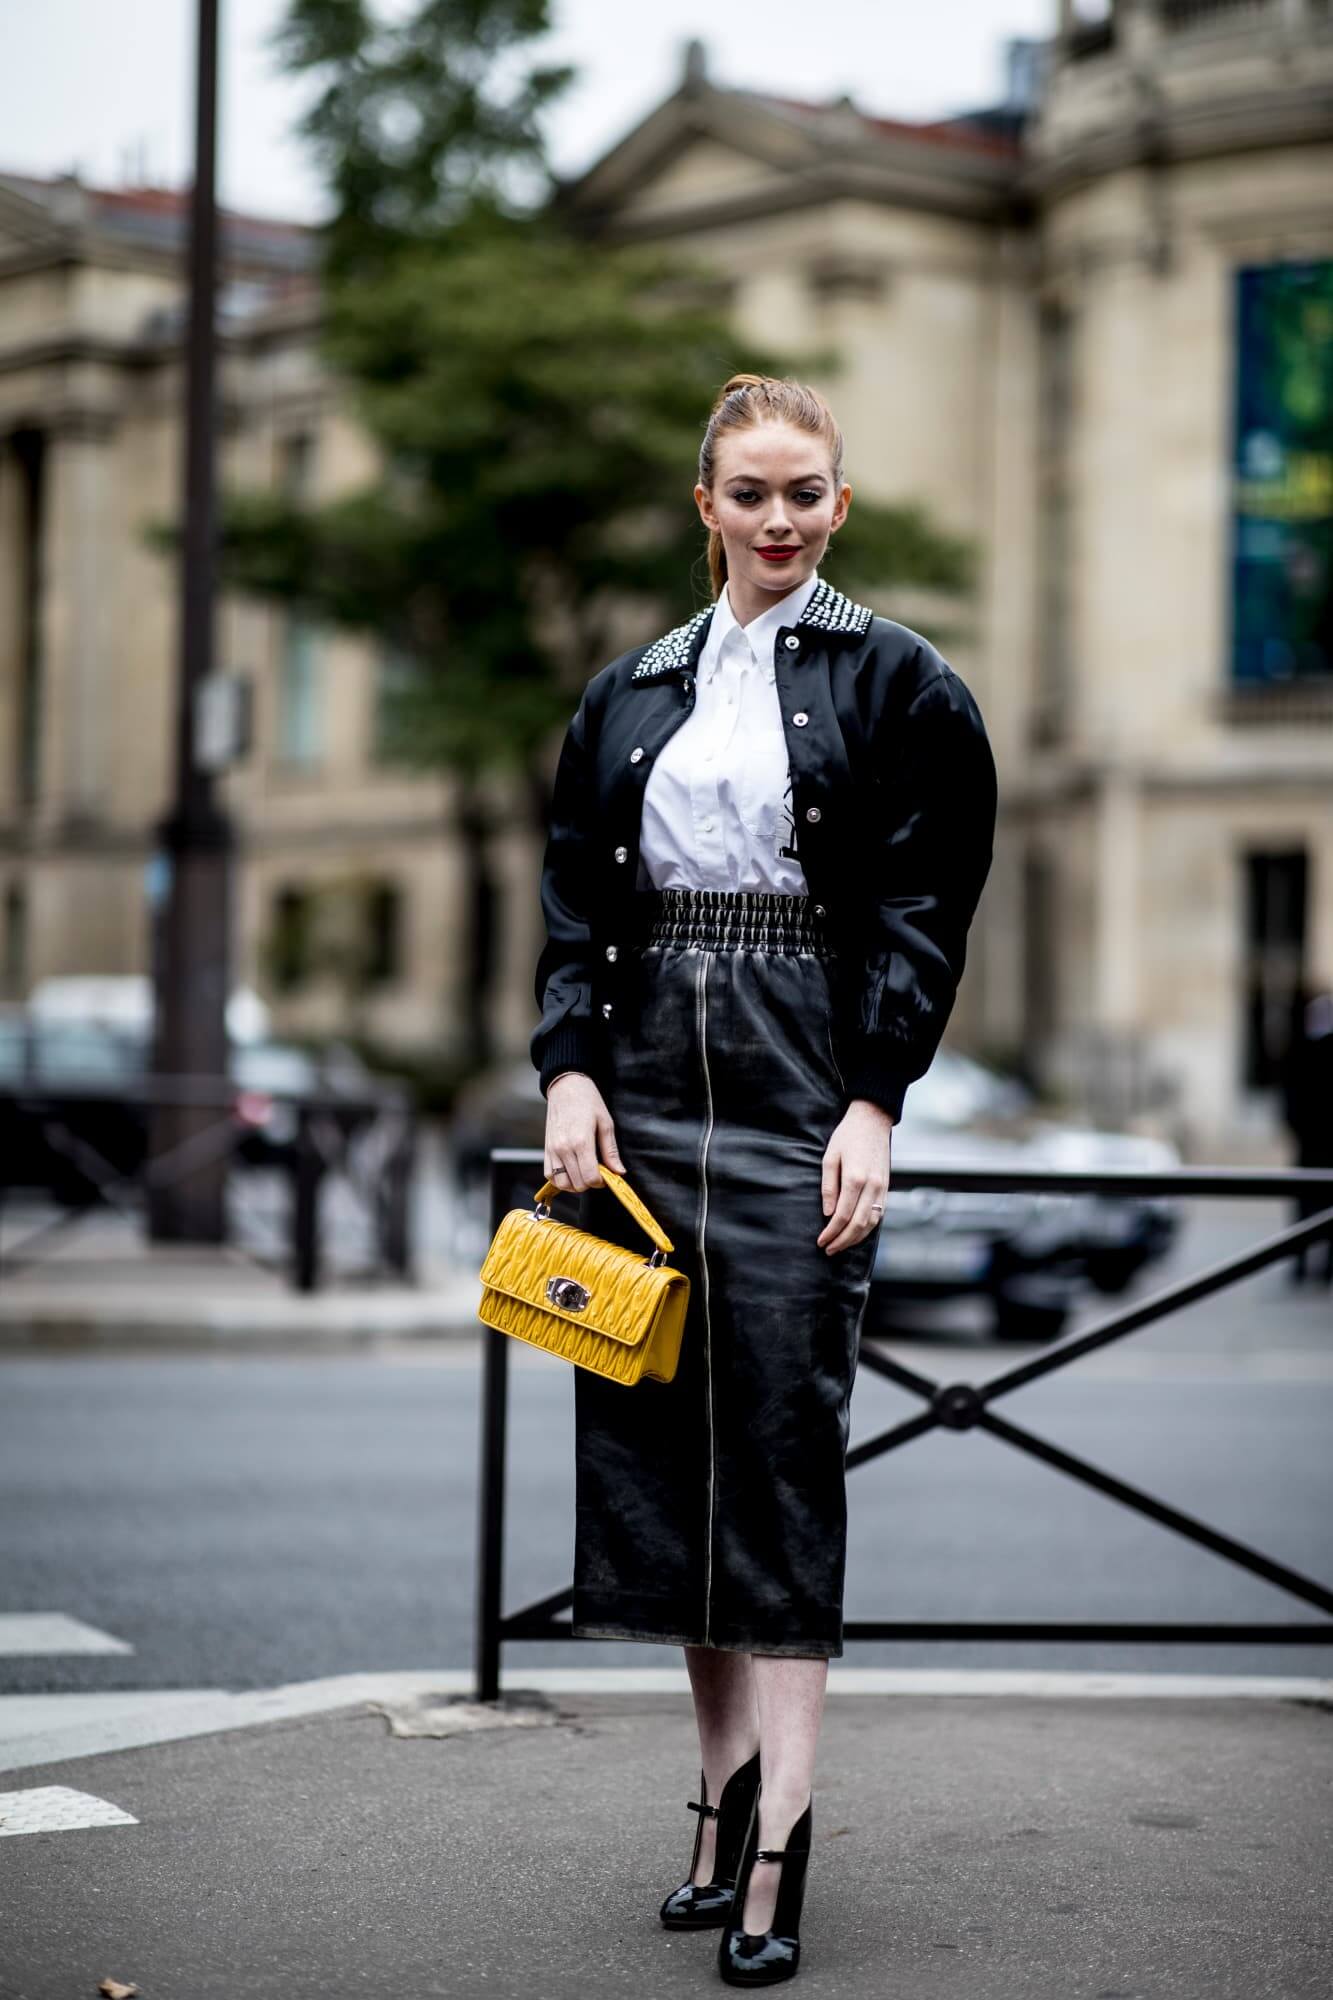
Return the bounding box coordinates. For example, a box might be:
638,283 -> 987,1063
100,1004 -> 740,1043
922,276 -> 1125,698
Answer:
870,1202 -> 884,1213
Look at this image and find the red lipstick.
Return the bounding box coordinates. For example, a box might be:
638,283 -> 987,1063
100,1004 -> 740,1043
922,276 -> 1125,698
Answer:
756,546 -> 799,563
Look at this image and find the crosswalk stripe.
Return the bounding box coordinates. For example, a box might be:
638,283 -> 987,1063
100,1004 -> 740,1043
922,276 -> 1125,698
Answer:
0,1785 -> 137,1836
0,1614 -> 132,1656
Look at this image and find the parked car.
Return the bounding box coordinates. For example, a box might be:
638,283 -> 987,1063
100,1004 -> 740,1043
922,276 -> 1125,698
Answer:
0,1007 -> 390,1201
450,1046 -> 1182,1344
870,1051 -> 1181,1341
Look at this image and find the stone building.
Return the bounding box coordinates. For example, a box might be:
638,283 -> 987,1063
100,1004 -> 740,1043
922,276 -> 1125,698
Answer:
1,0 -> 1330,1151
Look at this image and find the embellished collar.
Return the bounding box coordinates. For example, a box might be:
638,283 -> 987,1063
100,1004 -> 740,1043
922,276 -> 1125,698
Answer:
629,577 -> 874,682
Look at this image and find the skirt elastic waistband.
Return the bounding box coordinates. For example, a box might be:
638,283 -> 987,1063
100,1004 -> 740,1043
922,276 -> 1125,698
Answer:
631,887 -> 833,955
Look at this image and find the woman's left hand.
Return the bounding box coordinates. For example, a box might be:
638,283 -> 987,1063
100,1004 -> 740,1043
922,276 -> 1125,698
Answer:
818,1099 -> 894,1254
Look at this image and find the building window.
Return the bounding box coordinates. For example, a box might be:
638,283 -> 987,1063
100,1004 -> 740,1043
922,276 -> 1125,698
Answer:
364,881 -> 403,986
267,884 -> 315,994
1240,849 -> 1308,1090
1229,260 -> 1333,687
1022,846 -> 1058,1067
371,639 -> 421,763
1033,300 -> 1075,743
2,884 -> 26,1000
11,428 -> 46,808
278,429 -> 317,501
276,613 -> 324,767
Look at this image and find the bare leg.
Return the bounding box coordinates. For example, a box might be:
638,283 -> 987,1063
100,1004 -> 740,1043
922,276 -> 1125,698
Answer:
682,1644 -> 761,1885
739,1654 -> 828,1933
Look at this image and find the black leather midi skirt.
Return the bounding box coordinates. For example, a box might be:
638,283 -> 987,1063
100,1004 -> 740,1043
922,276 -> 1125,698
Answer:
571,886 -> 879,1659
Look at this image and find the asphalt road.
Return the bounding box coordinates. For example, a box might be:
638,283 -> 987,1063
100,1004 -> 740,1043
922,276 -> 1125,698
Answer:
2,1196 -> 1330,1694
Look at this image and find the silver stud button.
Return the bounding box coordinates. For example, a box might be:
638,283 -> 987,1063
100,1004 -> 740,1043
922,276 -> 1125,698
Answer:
783,634 -> 800,651
814,904 -> 826,917
601,1001 -> 613,1018
805,806 -> 821,823
793,711 -> 809,726
614,845 -> 627,863
629,746 -> 644,763
605,944 -> 618,962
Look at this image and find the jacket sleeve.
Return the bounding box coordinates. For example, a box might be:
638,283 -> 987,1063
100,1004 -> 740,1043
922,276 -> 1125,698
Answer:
841,662 -> 998,1126
530,686 -> 606,1097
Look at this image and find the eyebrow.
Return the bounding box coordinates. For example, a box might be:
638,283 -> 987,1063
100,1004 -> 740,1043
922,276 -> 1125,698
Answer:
724,471 -> 829,484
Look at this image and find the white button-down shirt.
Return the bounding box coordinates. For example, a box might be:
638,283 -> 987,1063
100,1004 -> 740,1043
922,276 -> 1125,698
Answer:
638,568 -> 818,895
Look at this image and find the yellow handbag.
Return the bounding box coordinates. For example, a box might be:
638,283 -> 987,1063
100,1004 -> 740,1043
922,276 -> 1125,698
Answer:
477,1163 -> 690,1386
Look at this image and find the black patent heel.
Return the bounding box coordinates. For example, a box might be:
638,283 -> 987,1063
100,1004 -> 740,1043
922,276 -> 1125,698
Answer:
717,1795 -> 813,1985
659,1749 -> 762,1930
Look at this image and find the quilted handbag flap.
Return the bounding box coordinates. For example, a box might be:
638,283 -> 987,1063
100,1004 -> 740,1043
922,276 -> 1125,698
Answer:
479,1208 -> 679,1346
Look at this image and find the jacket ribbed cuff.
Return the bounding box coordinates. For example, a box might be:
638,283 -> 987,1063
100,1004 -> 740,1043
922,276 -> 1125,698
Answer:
537,1022 -> 602,1098
840,1047 -> 910,1127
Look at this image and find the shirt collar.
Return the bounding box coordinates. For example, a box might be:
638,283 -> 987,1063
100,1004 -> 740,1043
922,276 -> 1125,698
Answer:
698,567 -> 822,684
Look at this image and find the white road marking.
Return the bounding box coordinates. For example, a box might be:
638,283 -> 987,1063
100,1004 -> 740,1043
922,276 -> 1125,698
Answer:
2,1667 -> 1329,1775
0,1784 -> 137,1837
0,1615 -> 132,1656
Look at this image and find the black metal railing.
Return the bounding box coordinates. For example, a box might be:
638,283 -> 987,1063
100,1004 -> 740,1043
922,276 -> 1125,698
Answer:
0,1071 -> 417,1292
474,1148 -> 1333,1699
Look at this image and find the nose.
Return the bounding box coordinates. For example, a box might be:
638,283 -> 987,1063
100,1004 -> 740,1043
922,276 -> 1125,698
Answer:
762,500 -> 794,539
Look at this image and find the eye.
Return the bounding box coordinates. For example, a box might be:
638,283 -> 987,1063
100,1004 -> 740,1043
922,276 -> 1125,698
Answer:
794,489 -> 823,505
729,488 -> 759,504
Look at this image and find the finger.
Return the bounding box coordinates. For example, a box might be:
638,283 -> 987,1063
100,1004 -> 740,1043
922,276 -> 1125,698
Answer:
574,1138 -> 600,1190
818,1195 -> 860,1251
826,1185 -> 886,1255
820,1142 -> 840,1219
597,1113 -> 625,1173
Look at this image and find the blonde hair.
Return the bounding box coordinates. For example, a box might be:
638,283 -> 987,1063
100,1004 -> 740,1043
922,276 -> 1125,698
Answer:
698,373 -> 845,598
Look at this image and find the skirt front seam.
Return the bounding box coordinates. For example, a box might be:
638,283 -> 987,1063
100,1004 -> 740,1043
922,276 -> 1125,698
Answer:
694,946 -> 717,1648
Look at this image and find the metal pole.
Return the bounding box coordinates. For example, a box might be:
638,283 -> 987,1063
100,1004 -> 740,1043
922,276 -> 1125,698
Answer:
474,1154 -> 510,1700
148,0 -> 234,1242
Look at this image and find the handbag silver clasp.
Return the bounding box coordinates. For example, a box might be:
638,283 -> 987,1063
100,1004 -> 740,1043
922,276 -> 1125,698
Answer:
646,1248 -> 666,1268
546,1275 -> 590,1312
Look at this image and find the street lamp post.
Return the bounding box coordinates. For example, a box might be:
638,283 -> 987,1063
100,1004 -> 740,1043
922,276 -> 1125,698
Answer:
148,0 -> 234,1243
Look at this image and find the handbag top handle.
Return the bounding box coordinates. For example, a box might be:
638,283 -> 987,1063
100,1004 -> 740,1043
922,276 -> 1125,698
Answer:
532,1162 -> 674,1256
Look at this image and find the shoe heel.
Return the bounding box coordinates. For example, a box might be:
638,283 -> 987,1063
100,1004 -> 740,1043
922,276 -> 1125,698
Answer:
718,1795 -> 813,1986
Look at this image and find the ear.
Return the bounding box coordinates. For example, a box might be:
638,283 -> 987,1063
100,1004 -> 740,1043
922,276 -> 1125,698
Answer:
829,481 -> 852,533
694,480 -> 719,531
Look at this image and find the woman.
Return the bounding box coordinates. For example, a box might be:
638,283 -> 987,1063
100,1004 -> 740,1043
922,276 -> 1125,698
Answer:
530,373 -> 998,1986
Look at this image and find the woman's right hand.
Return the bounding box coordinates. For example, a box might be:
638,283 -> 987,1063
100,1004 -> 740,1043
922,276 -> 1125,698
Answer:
543,1072 -> 625,1192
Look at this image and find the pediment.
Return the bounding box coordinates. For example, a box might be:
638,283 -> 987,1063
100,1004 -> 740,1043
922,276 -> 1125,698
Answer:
617,136 -> 795,221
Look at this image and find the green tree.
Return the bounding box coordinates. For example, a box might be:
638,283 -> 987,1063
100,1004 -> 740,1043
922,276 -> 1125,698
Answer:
171,1 -> 977,1071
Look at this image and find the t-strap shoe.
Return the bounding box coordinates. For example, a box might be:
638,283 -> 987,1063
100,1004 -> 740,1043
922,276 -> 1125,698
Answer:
717,1795 -> 813,1985
659,1749 -> 762,1929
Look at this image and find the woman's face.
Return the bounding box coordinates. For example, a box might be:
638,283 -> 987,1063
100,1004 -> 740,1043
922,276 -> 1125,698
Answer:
694,421 -> 851,600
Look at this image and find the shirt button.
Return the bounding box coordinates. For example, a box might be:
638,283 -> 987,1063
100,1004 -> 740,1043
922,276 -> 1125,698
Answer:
614,845 -> 628,863
629,746 -> 644,763
805,806 -> 821,823
783,634 -> 800,651
793,711 -> 809,726
605,945 -> 618,962
700,818 -> 714,833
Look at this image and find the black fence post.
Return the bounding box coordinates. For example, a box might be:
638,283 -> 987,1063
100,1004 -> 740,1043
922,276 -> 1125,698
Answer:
292,1104 -> 323,1294
474,1153 -> 511,1701
380,1109 -> 416,1281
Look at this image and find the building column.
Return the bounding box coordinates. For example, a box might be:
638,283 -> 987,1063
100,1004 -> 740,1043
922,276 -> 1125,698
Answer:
39,408 -> 118,829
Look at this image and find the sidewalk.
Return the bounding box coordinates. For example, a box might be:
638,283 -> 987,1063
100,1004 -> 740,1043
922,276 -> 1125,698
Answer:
1,1676 -> 1329,1999
0,1238 -> 483,1348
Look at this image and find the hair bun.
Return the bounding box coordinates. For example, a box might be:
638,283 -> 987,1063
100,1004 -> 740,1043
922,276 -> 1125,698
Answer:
711,372 -> 771,414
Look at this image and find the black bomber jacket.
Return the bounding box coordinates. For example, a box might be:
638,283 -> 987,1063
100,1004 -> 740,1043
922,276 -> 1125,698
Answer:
529,577 -> 999,1127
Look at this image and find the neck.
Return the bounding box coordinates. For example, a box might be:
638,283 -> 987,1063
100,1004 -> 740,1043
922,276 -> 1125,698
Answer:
723,565 -> 815,629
